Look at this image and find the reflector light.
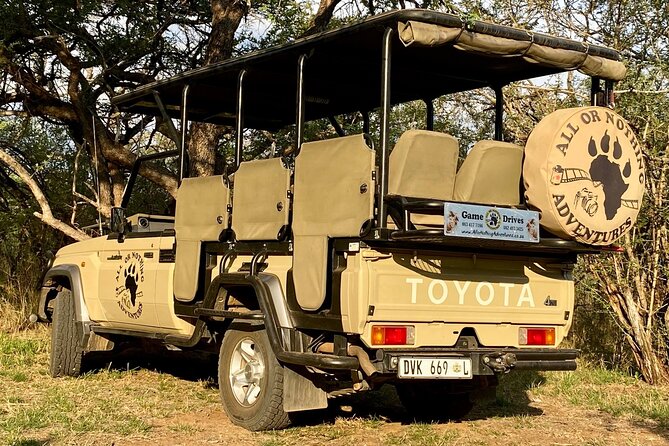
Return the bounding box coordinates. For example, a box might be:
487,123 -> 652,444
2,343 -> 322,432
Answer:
519,327 -> 555,345
371,325 -> 415,345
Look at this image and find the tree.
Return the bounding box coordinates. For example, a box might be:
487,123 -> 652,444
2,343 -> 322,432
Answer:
0,0 -> 349,237
481,0 -> 669,384
562,0 -> 669,384
0,1 -> 212,231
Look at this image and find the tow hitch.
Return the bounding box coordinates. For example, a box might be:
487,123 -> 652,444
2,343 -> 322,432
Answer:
482,352 -> 517,373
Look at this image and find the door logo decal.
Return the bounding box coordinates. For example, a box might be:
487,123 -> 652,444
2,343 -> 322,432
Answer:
115,252 -> 145,319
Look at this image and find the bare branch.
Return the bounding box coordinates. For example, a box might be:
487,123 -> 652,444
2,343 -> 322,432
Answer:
303,0 -> 345,36
0,110 -> 28,117
0,142 -> 90,241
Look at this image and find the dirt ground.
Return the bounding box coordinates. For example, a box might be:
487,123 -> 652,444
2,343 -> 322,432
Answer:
4,333 -> 669,446
105,384 -> 669,446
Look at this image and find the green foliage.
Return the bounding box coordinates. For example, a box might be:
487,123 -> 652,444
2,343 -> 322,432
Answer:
0,0 -> 211,77
0,121 -> 74,329
569,257 -> 633,369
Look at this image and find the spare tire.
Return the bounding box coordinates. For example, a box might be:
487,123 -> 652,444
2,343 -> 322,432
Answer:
524,106 -> 645,245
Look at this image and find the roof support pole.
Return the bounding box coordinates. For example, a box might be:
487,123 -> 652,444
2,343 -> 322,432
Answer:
362,111 -> 370,134
235,70 -> 247,168
590,77 -> 601,106
152,90 -> 181,152
122,150 -> 180,209
179,85 -> 190,182
604,80 -> 614,107
295,54 -> 308,154
425,99 -> 434,131
378,27 -> 393,229
494,85 -> 504,141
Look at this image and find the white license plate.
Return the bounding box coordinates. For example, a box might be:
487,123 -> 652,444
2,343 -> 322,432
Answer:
397,357 -> 472,379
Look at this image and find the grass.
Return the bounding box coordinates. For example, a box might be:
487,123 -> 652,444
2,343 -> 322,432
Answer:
386,424 -> 460,446
1,329 -> 669,445
0,328 -> 220,445
484,365 -> 669,430
535,367 -> 669,426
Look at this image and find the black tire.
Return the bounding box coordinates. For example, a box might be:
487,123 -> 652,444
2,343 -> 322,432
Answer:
218,323 -> 290,431
396,383 -> 474,421
49,290 -> 84,377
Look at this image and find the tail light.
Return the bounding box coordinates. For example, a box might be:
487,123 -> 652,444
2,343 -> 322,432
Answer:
519,327 -> 555,346
371,325 -> 415,345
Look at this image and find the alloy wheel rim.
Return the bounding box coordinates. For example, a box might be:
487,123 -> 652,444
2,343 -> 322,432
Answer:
228,337 -> 265,407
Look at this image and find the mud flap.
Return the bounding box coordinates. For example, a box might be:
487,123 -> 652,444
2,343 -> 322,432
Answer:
84,331 -> 115,352
282,366 -> 327,412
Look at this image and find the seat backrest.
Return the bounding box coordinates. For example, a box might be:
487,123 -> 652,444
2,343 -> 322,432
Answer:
232,158 -> 291,241
388,130 -> 459,200
453,140 -> 524,206
292,134 -> 375,311
173,175 -> 230,302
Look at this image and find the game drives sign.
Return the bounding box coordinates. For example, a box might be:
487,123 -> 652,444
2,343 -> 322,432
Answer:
444,203 -> 540,243
524,107 -> 644,245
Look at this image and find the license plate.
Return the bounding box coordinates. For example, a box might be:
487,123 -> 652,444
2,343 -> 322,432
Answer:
397,357 -> 472,379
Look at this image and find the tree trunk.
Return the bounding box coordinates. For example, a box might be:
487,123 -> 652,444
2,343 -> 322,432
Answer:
188,123 -> 223,177
187,0 -> 248,177
589,252 -> 669,385
303,0 -> 344,36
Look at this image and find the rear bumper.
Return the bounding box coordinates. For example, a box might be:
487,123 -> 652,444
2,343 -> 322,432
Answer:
379,347 -> 579,375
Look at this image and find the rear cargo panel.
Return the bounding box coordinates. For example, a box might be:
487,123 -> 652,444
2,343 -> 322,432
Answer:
363,250 -> 573,330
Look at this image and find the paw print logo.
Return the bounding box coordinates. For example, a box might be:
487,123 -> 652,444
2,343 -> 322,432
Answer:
124,264 -> 139,306
587,130 -> 632,220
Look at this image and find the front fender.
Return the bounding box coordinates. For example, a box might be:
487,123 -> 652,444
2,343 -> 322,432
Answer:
41,264 -> 91,326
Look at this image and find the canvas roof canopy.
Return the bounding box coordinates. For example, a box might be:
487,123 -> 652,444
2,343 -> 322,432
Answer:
113,9 -> 625,131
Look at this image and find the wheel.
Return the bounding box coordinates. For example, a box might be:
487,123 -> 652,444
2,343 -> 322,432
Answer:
49,290 -> 84,377
396,382 -> 474,421
218,323 -> 290,431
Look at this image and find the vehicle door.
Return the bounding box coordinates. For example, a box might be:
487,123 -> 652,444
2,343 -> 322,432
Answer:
97,233 -> 162,329
153,231 -> 194,334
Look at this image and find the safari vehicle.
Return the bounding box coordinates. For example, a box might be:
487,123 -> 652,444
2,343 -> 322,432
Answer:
36,10 -> 645,431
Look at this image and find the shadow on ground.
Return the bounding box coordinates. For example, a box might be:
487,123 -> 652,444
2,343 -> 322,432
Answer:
12,440 -> 50,446
83,343 -> 544,426
316,371 -> 544,427
83,339 -> 219,386
631,417 -> 669,441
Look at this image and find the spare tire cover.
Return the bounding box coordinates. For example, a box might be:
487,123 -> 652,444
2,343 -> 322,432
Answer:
524,106 -> 645,245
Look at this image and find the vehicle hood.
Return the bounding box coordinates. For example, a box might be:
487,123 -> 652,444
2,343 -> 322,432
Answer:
55,236 -> 107,258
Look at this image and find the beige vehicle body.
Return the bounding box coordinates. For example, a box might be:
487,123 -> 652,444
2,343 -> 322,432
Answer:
49,227 -> 574,347
38,9 -> 643,431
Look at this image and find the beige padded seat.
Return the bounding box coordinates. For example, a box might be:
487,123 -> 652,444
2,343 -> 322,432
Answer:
174,175 -> 230,302
293,134 -> 375,311
388,130 -> 459,227
232,158 -> 291,241
388,130 -> 459,200
454,140 -> 524,206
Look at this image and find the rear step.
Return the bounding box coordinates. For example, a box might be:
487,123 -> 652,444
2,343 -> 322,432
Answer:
193,308 -> 264,320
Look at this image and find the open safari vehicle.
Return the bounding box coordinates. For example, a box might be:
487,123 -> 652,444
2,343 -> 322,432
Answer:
37,9 -> 645,430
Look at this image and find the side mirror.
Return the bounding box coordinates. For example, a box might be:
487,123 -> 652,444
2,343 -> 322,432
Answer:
110,207 -> 127,235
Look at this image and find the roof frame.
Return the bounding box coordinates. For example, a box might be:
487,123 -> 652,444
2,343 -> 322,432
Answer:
114,9 -> 623,132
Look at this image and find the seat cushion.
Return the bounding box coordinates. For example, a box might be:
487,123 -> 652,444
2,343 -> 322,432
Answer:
388,130 -> 459,201
454,140 -> 524,206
